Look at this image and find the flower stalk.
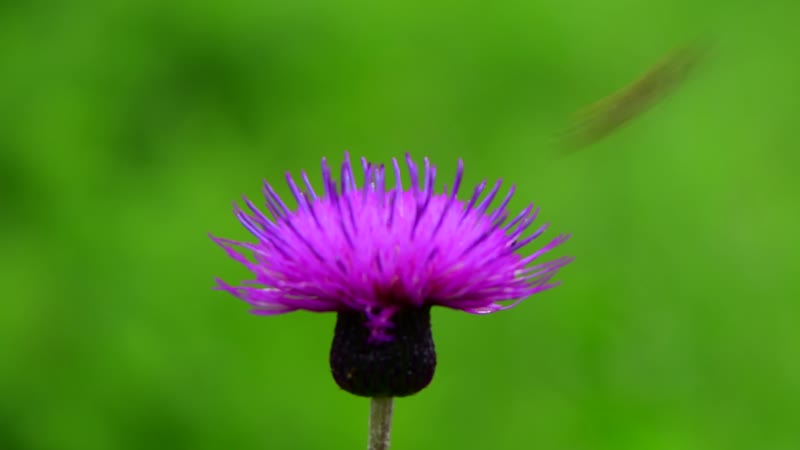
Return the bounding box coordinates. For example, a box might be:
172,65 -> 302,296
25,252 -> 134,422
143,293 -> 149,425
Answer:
368,397 -> 394,450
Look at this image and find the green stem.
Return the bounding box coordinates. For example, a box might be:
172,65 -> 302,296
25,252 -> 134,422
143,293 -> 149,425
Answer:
367,397 -> 394,450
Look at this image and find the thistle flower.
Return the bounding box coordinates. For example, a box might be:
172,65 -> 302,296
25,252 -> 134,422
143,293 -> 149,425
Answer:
211,153 -> 572,398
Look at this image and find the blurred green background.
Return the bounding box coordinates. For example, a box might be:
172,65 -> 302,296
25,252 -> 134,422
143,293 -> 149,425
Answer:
1,1 -> 799,449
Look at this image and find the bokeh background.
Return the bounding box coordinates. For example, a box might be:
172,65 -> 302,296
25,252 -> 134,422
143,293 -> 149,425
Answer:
1,1 -> 799,449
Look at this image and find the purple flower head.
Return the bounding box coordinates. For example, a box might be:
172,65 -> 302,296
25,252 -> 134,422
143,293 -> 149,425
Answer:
212,153 -> 572,342
213,153 -> 572,397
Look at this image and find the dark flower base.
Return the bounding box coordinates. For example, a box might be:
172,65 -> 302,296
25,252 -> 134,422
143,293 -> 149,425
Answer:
330,306 -> 437,397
